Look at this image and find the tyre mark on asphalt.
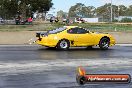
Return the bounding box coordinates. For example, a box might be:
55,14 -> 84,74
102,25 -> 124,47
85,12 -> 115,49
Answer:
0,58 -> 132,76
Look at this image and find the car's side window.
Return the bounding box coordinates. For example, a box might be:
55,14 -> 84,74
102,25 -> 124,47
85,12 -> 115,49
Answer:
67,28 -> 78,34
77,28 -> 88,34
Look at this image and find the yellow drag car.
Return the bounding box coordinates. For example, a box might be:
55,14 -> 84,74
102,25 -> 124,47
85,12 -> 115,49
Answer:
36,26 -> 115,50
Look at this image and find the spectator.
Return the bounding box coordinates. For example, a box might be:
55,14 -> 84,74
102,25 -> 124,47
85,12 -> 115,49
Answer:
50,16 -> 55,23
15,15 -> 21,25
62,18 -> 67,24
66,18 -> 70,25
0,17 -> 4,23
28,17 -> 33,24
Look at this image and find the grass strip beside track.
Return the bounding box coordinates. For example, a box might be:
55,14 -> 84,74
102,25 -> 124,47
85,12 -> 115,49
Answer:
0,22 -> 132,32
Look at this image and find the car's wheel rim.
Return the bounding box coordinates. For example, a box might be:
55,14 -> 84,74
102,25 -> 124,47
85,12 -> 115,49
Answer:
60,40 -> 68,49
102,40 -> 109,48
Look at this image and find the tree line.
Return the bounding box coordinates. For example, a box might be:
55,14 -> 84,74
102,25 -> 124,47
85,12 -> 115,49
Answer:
58,3 -> 132,22
0,0 -> 53,19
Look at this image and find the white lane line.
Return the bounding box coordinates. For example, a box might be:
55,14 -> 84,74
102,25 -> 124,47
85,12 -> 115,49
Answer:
116,44 -> 132,46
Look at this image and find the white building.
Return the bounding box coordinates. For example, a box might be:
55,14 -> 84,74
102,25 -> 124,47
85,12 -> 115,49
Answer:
82,18 -> 99,23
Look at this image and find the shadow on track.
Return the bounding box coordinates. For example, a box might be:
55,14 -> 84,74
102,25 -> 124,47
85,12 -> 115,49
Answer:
38,47 -> 114,51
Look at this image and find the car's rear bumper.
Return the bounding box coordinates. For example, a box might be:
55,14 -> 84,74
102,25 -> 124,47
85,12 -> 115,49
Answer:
36,38 -> 57,47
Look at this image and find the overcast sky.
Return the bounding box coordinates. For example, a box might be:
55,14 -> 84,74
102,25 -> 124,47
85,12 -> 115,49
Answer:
48,0 -> 132,15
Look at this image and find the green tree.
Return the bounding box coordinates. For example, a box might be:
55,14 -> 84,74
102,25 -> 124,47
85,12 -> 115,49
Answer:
84,6 -> 96,17
118,5 -> 127,16
29,0 -> 53,19
126,5 -> 132,16
68,3 -> 96,18
96,3 -> 119,22
57,10 -> 68,19
68,3 -> 84,17
0,0 -> 18,19
0,0 -> 53,19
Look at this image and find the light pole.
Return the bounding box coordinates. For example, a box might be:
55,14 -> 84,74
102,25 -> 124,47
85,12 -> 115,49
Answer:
118,6 -> 120,22
110,0 -> 113,22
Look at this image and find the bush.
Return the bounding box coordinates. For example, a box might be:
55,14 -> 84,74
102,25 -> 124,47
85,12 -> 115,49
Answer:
121,18 -> 132,22
113,19 -> 118,22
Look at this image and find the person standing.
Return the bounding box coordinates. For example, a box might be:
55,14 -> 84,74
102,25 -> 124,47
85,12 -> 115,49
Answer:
28,17 -> 33,24
50,17 -> 54,23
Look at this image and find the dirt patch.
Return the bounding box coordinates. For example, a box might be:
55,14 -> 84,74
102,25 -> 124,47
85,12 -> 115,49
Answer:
0,31 -> 131,44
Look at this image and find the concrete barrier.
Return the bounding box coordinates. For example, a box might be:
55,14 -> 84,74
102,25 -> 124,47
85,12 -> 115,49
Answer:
0,31 -> 131,44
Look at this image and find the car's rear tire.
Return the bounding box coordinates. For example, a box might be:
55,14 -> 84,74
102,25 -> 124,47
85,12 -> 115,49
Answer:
56,39 -> 70,50
99,38 -> 110,50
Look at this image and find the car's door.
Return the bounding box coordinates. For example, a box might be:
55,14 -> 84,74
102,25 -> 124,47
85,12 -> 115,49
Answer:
67,27 -> 79,46
67,27 -> 95,46
75,28 -> 95,46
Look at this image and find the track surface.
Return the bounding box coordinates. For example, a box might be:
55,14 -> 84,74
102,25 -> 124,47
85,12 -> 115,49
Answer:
0,45 -> 132,88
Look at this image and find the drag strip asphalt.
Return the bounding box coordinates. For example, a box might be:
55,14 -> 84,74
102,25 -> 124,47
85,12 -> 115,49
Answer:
0,45 -> 132,88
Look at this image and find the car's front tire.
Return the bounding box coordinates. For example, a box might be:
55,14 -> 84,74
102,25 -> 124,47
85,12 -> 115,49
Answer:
56,39 -> 70,50
99,38 -> 110,50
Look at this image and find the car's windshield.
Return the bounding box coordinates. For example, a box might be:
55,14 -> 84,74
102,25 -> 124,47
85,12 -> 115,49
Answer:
48,27 -> 66,34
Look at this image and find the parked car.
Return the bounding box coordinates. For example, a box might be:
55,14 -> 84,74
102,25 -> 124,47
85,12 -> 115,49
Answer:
36,26 -> 115,50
